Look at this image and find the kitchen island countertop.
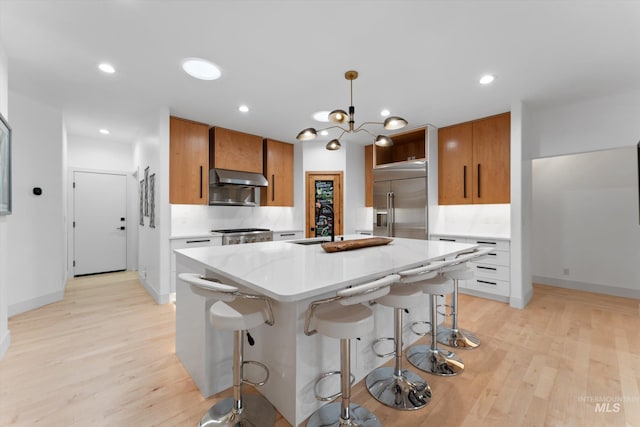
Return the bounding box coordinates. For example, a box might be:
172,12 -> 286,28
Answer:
174,235 -> 477,302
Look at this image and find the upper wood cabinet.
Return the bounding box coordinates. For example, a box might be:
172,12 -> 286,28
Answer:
374,127 -> 426,166
169,116 -> 209,205
261,139 -> 294,207
364,144 -> 373,207
438,112 -> 510,205
210,126 -> 263,173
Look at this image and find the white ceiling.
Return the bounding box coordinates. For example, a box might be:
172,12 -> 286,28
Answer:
1,0 -> 639,146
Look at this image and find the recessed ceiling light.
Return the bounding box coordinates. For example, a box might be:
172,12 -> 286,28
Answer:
380,109 -> 390,117
99,129 -> 110,135
313,111 -> 330,122
182,58 -> 221,80
98,63 -> 115,74
479,74 -> 495,85
238,105 -> 249,113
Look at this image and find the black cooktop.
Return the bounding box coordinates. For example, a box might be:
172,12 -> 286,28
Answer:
211,228 -> 271,234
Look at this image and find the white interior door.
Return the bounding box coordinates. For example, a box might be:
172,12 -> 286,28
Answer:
74,171 -> 127,276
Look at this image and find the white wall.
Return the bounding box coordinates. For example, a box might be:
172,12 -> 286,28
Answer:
6,91 -> 65,316
0,39 -> 10,360
66,136 -> 138,272
528,89 -> 640,298
529,89 -> 640,158
532,147 -> 640,297
134,108 -> 171,303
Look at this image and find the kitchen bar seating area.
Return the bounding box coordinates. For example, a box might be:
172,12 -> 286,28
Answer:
176,236 -> 510,426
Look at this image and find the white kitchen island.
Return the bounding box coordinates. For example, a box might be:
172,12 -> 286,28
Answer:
174,236 -> 477,426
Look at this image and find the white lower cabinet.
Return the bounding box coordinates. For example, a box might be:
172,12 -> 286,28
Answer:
430,234 -> 511,302
170,236 -> 222,294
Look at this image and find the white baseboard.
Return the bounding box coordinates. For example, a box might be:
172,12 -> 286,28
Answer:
533,276 -> 640,299
8,290 -> 64,317
509,285 -> 534,309
459,288 -> 510,303
138,273 -> 170,305
0,329 -> 10,360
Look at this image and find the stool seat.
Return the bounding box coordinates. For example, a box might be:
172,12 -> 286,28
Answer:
444,264 -> 474,281
313,302 -> 373,339
412,274 -> 453,295
376,283 -> 424,309
210,299 -> 270,331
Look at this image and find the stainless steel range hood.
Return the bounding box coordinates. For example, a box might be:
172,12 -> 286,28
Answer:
210,168 -> 268,187
208,168 -> 268,206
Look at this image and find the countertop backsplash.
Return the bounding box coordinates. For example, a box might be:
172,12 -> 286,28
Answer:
171,204 -> 302,236
429,204 -> 511,239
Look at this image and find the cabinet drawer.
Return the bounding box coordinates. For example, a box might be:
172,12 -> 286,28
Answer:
475,249 -> 509,267
273,231 -> 303,241
467,238 -> 509,252
470,263 -> 509,281
465,277 -> 509,297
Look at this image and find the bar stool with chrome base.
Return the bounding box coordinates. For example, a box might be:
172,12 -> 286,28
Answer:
400,261 -> 464,376
179,273 -> 276,427
437,248 -> 493,350
304,274 -> 399,427
365,269 -> 436,410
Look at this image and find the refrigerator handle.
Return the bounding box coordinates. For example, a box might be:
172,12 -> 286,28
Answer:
388,192 -> 394,236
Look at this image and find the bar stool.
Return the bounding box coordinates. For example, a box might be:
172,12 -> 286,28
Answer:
179,273 -> 276,427
400,262 -> 464,376
365,272 -> 434,410
304,274 -> 399,427
437,247 -> 493,350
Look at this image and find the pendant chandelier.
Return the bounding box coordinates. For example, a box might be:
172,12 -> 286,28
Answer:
296,70 -> 408,150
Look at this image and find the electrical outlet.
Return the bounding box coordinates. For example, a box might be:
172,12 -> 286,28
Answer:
563,268 -> 570,276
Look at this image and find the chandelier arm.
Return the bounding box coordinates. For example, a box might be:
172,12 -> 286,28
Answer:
353,121 -> 384,132
356,128 -> 377,137
318,125 -> 350,133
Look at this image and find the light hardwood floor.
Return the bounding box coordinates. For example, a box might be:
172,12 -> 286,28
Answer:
1,271 -> 639,426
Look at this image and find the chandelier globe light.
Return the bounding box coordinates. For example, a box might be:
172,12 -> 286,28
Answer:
296,70 -> 407,150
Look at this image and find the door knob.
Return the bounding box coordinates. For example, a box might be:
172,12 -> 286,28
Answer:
116,226 -> 125,230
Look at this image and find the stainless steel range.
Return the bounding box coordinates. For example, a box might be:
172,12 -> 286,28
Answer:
211,228 -> 273,245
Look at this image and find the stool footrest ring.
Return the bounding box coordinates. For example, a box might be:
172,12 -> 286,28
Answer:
437,303 -> 455,318
313,370 -> 356,402
241,360 -> 270,387
409,320 -> 431,337
372,337 -> 396,358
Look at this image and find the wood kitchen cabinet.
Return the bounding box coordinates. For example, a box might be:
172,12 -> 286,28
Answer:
210,126 -> 263,173
364,144 -> 373,207
438,112 -> 510,205
374,127 -> 426,166
169,116 -> 210,205
260,138 -> 294,206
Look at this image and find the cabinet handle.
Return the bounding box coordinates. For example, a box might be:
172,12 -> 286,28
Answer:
463,165 -> 467,198
280,233 -> 296,237
439,238 -> 456,242
477,164 -> 481,198
476,240 -> 497,245
186,239 -> 211,244
272,174 -> 275,202
199,166 -> 203,199
476,265 -> 497,271
477,279 -> 496,286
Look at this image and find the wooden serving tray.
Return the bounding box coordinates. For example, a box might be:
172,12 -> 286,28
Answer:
321,237 -> 393,253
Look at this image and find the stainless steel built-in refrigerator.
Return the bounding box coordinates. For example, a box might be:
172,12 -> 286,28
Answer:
373,161 -> 428,239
